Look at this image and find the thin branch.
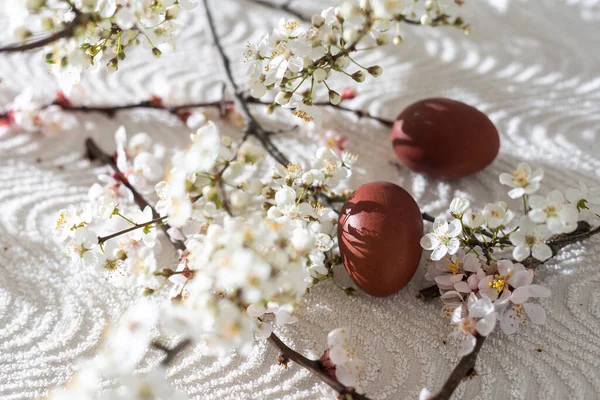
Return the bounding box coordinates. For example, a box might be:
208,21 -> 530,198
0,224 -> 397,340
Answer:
153,339 -> 193,366
85,138 -> 186,251
0,13 -> 83,53
430,335 -> 485,400
247,0 -> 309,22
203,0 -> 290,166
311,101 -> 394,126
267,334 -> 370,400
97,216 -> 166,244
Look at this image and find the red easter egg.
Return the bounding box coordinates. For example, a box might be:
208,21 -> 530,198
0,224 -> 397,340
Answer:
338,181 -> 423,297
391,98 -> 499,179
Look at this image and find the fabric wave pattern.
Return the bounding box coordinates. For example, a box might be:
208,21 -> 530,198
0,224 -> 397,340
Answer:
0,0 -> 599,399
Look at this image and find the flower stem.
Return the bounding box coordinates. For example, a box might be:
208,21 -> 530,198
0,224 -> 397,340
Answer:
97,216 -> 165,244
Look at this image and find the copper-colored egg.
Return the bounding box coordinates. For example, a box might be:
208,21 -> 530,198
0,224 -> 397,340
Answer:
338,181 -> 423,297
391,98 -> 500,179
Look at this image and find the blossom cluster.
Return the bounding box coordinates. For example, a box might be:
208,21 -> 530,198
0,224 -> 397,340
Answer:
49,298 -> 363,398
8,0 -> 196,93
52,119 -> 364,394
54,127 -> 165,288
421,162 -> 600,355
56,121 -> 357,358
0,90 -> 76,136
245,0 -> 469,124
47,300 -> 188,400
154,121 -> 356,354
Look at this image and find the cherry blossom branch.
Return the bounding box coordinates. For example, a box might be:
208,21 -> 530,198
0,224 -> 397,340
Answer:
267,334 -> 371,400
429,335 -> 485,400
246,0 -> 449,26
84,137 -> 186,251
0,12 -> 83,53
203,0 -> 290,166
1,92 -> 395,128
424,220 -> 600,399
203,4 -> 372,396
97,216 -> 166,244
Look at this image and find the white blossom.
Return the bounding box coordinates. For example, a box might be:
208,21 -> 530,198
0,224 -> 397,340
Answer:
451,293 -> 496,356
509,217 -> 552,262
528,190 -> 579,234
449,197 -> 470,216
499,162 -> 544,199
420,218 -> 462,261
482,201 -> 513,230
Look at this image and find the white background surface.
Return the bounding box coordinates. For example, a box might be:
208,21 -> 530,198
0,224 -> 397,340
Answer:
1,0 -> 600,399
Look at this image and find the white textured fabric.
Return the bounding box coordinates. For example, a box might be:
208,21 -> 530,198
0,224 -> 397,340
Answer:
1,0 -> 600,399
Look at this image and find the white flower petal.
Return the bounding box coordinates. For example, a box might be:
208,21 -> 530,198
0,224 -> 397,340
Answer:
508,270 -> 533,288
447,219 -> 462,237
457,335 -> 476,357
510,286 -> 530,304
532,243 -> 552,261
508,187 -> 525,199
527,284 -> 551,298
431,245 -> 448,261
513,245 -> 530,262
420,234 -> 440,250
523,302 -> 546,325
476,313 -> 496,336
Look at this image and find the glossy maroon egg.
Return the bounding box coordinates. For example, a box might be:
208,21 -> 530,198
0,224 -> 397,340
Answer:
337,181 -> 423,297
391,98 -> 500,179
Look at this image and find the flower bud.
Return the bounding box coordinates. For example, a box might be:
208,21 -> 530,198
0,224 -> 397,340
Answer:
301,172 -> 314,186
334,8 -> 344,24
152,47 -> 162,58
367,65 -> 383,77
393,35 -> 403,46
351,71 -> 366,83
13,26 -> 31,41
312,14 -> 325,27
143,287 -> 155,296
275,91 -> 293,105
324,33 -> 338,46
425,0 -> 435,10
328,90 -> 341,105
421,14 -> 433,26
375,34 -> 389,46
313,68 -> 328,82
107,58 -> 119,73
334,56 -> 350,69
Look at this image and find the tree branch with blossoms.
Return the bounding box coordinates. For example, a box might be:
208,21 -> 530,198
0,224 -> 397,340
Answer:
417,164 -> 600,400
0,11 -> 83,53
28,2 -> 600,400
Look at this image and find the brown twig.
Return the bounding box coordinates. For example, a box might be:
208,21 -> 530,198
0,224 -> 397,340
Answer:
203,0 -> 290,166
247,0 -> 309,22
153,339 -> 193,366
97,216 -> 166,244
85,138 -> 186,251
0,13 -> 83,54
429,335 -> 485,400
267,334 -> 370,400
201,1 -> 371,396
